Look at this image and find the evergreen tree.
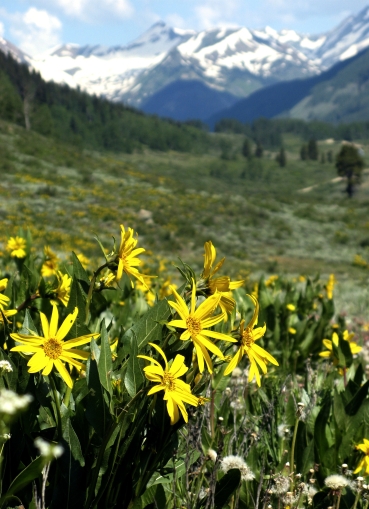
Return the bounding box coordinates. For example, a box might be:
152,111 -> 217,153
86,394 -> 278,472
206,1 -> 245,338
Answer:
307,139 -> 318,160
336,144 -> 364,198
300,145 -> 308,160
255,142 -> 263,158
276,147 -> 287,167
242,138 -> 251,159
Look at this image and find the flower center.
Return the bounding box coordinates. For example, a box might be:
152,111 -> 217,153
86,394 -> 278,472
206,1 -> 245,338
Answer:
43,338 -> 63,360
186,316 -> 202,337
163,372 -> 176,391
242,327 -> 254,348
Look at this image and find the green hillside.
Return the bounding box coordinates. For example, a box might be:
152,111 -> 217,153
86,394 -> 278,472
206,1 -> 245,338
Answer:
0,51 -> 210,153
289,48 -> 369,122
1,118 -> 369,315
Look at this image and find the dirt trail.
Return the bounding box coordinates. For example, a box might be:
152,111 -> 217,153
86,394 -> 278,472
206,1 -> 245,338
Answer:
297,168 -> 369,193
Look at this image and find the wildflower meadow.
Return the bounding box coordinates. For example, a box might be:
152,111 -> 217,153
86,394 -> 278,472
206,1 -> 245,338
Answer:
0,225 -> 369,509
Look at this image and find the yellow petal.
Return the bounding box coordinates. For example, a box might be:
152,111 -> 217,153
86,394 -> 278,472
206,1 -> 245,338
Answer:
40,312 -> 49,338
49,304 -> 59,338
54,359 -> 73,388
56,307 -> 78,340
224,348 -> 243,376
147,384 -> 165,396
148,342 -> 168,368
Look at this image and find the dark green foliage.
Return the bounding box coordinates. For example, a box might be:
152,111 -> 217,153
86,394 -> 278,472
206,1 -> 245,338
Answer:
276,147 -> 287,167
255,142 -> 263,158
336,144 -> 365,197
0,51 -> 211,153
214,118 -> 249,134
320,152 -> 326,164
242,138 -> 252,159
300,144 -> 308,160
327,149 -> 333,163
308,139 -> 319,160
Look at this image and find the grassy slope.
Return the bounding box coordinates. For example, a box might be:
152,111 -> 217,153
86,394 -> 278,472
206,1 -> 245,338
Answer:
1,120 -> 369,313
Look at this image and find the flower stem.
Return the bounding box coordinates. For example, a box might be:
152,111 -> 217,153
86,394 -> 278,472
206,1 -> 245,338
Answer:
50,375 -> 63,440
336,490 -> 342,509
63,386 -> 72,408
290,418 -> 299,473
352,490 -> 360,509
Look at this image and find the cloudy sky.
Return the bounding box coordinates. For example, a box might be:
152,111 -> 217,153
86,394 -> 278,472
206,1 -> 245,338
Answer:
0,0 -> 368,56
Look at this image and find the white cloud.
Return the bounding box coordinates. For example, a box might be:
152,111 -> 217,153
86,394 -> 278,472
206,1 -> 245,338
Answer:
0,21 -> 4,38
35,0 -> 134,22
193,0 -> 241,30
9,7 -> 62,56
165,13 -> 187,29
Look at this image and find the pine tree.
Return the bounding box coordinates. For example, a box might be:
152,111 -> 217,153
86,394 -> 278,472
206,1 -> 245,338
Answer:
242,138 -> 251,159
255,142 -> 263,158
336,144 -> 364,198
300,145 -> 308,161
276,147 -> 286,167
307,139 -> 318,160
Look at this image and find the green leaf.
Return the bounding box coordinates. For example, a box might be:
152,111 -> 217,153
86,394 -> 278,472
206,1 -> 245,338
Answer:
66,276 -> 87,324
140,484 -> 166,508
0,455 -> 46,505
86,356 -> 110,437
124,332 -> 144,398
300,440 -> 314,474
62,418 -> 85,467
71,251 -> 90,286
98,322 -> 113,395
119,299 -> 171,361
345,381 -> 369,416
214,469 -> 241,509
21,309 -> 38,335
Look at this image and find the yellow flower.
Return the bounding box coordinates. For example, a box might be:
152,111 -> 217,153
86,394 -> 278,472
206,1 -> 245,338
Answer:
7,236 -> 27,258
77,253 -> 90,269
319,331 -> 362,360
199,241 -> 243,317
135,278 -> 156,307
10,306 -> 98,388
54,271 -> 72,306
326,274 -> 335,300
41,246 -> 59,277
138,342 -> 198,425
0,278 -> 10,310
0,309 -> 17,323
286,304 -> 296,312
224,295 -> 278,386
167,282 -> 237,373
354,439 -> 369,475
99,271 -> 116,288
116,225 -> 148,287
265,275 -> 278,287
288,327 -> 297,335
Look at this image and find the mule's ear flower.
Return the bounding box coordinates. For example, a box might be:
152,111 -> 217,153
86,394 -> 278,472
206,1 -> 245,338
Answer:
224,295 -> 278,385
10,306 -> 99,388
138,343 -> 198,425
6,236 -> 27,258
167,281 -> 236,374
354,439 -> 369,475
115,225 -> 152,288
200,241 -> 243,318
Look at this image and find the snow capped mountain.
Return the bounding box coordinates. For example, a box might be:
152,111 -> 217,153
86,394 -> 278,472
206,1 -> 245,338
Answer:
28,22 -> 195,102
315,5 -> 369,65
0,36 -> 29,63
2,6 -> 369,110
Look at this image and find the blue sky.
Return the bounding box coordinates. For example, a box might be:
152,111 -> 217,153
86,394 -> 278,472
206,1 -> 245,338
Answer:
0,0 -> 368,56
